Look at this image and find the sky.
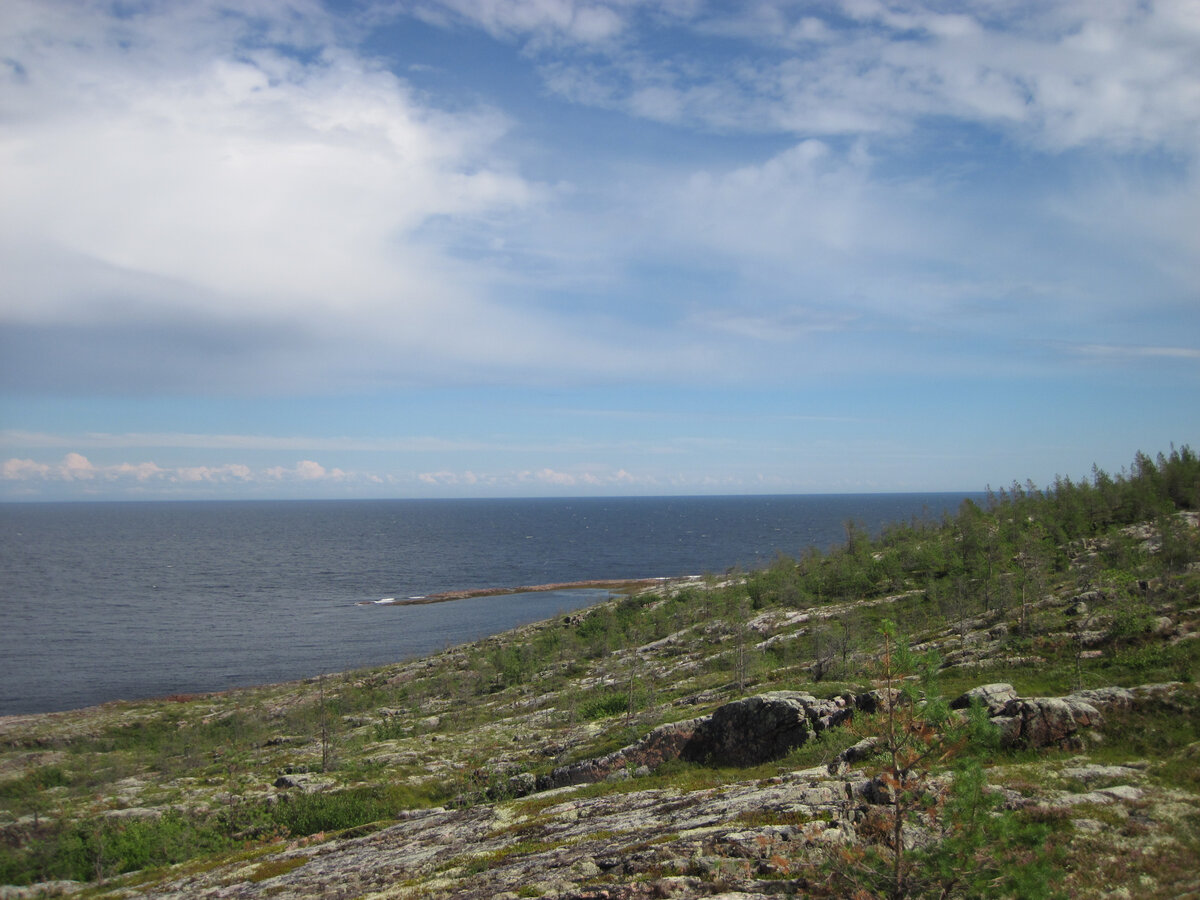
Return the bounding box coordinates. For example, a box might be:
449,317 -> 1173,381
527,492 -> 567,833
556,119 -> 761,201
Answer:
1,0 -> 1198,501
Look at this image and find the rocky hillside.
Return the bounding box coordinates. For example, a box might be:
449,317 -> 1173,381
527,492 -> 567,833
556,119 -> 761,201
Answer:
2,448 -> 1199,898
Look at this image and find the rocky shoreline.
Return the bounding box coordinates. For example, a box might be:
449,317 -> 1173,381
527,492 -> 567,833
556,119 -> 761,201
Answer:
364,577 -> 686,606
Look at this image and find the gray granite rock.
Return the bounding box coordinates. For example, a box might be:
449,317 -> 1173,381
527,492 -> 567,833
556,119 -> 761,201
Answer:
950,682 -> 1019,715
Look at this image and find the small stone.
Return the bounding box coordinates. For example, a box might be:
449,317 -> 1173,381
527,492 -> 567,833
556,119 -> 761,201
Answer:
1098,785 -> 1144,802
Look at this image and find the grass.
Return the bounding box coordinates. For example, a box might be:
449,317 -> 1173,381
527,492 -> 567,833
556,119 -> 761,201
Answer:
0,778 -> 450,886
1090,684 -> 1200,790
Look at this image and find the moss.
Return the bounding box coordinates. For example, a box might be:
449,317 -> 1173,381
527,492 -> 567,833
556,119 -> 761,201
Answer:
246,854 -> 309,882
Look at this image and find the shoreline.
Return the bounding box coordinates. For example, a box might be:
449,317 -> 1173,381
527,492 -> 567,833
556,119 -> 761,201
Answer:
1,577 -> 699,721
360,576 -> 694,606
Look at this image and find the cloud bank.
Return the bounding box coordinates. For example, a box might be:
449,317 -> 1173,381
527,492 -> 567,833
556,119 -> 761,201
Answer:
1,451 -> 651,498
1,0 -> 599,391
3,0 -> 1197,397
1,1 -> 1197,499
0,453 -> 348,488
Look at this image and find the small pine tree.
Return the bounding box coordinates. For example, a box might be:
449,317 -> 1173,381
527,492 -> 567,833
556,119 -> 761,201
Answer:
820,621 -> 1062,899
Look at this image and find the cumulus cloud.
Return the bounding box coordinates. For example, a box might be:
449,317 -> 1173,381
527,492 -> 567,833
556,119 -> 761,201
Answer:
2,458 -> 53,481
522,467 -> 580,486
0,0 -> 628,392
266,460 -> 348,481
0,452 -> 167,483
419,470 -> 481,486
1,453 -> 348,487
174,464 -> 255,484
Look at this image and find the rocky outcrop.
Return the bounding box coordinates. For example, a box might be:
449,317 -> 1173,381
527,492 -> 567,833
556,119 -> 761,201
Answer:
949,682 -> 1020,715
273,772 -> 335,792
947,683 -> 1136,750
681,691 -> 853,767
538,717 -> 706,790
827,736 -> 879,774
540,692 -> 854,791
78,755 -> 1165,900
539,683 -> 1151,794
990,696 -> 1103,749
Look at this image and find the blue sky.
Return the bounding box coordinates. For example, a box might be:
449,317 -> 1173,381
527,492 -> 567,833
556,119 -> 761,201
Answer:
1,0 -> 1198,500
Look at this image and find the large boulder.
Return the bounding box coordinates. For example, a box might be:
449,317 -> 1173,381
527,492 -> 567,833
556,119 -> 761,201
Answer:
950,683 -> 1019,716
542,692 -> 854,788
682,692 -> 825,767
994,696 -> 1103,749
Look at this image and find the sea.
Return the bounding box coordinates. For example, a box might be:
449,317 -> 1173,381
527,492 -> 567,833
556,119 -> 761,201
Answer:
0,494 -> 978,716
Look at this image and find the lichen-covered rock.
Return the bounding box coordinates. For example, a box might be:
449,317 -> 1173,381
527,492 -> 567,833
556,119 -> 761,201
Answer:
1062,763 -> 1143,784
950,682 -> 1019,715
0,880 -> 85,898
682,692 -> 833,767
1066,686 -> 1134,712
543,692 -> 856,788
542,717 -> 705,789
994,696 -> 1103,749
828,736 -> 879,774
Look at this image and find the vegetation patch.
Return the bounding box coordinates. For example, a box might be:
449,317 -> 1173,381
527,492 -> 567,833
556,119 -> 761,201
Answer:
246,854 -> 309,883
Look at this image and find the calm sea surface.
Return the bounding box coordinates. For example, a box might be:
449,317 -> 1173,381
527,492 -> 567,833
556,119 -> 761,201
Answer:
0,494 -> 977,715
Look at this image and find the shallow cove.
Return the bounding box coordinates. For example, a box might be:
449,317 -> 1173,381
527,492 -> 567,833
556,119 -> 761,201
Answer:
0,493 -> 977,714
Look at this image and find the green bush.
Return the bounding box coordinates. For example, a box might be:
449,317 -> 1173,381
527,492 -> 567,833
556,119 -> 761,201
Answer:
267,783 -> 446,837
372,717 -> 409,742
1109,603 -> 1154,642
578,690 -> 636,720
0,810 -> 238,885
0,781 -> 450,886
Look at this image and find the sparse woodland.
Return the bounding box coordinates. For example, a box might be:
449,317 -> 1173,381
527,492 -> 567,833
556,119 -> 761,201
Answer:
2,447 -> 1199,898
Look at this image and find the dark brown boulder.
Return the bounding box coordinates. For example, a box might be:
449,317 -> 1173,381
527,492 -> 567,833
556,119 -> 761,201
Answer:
681,692 -> 820,766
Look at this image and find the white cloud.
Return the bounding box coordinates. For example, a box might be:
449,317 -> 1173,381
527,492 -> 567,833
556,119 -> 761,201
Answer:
0,39 -> 529,322
522,467 -> 579,485
0,453 -> 348,487
1061,343 -> 1200,362
691,309 -> 857,342
61,452 -> 96,481
416,464 -> 651,489
522,0 -> 1200,153
265,460 -> 348,481
2,458 -> 52,480
0,0 -> 638,391
407,0 -> 631,45
174,464 -> 255,484
677,140 -> 880,258
419,470 -> 481,486
1,0 -> 1197,402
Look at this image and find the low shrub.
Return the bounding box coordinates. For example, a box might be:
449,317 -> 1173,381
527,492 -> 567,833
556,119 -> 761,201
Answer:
578,691 -> 627,720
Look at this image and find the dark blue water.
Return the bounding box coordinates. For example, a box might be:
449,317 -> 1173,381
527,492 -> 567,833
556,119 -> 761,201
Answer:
0,494 -> 976,715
